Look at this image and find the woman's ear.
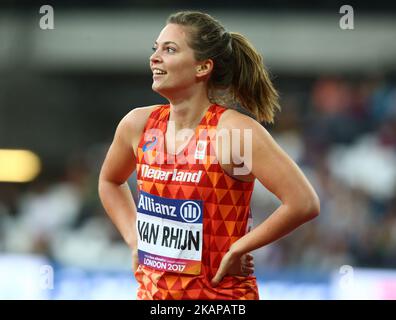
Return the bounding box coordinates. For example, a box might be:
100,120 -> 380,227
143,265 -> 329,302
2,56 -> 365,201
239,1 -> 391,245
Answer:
196,59 -> 213,78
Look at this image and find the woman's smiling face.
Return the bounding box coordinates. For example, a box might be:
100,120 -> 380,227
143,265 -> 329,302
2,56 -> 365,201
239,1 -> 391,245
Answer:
150,23 -> 202,97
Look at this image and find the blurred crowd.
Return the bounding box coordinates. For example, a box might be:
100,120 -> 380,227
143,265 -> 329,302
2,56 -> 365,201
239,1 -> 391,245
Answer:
1,74 -> 396,276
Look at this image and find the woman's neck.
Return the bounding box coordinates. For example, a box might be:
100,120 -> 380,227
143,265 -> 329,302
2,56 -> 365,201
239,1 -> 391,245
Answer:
168,94 -> 212,132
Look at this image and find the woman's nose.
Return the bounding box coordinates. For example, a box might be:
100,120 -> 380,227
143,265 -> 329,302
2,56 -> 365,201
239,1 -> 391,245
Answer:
150,50 -> 161,63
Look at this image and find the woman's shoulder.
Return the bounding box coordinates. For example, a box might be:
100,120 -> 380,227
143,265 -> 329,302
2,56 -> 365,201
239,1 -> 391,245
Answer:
217,106 -> 273,146
119,104 -> 162,130
115,104 -> 163,146
217,106 -> 259,131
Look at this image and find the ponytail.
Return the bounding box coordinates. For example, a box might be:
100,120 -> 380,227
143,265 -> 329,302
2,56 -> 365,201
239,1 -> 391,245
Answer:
230,32 -> 280,124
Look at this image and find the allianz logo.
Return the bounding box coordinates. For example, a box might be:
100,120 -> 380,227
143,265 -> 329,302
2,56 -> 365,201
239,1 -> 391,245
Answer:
140,164 -> 202,183
138,193 -> 177,217
138,193 -> 201,223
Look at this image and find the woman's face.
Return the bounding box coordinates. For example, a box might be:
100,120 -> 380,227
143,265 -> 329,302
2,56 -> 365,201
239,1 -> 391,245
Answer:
150,23 -> 201,97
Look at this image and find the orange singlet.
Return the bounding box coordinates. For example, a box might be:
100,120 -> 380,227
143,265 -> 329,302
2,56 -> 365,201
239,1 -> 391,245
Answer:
134,104 -> 259,300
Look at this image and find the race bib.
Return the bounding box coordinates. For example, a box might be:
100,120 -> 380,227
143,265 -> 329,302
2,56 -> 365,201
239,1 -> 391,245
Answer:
136,190 -> 203,275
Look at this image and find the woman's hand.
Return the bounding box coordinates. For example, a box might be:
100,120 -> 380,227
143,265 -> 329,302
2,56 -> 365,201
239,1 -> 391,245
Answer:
211,251 -> 254,287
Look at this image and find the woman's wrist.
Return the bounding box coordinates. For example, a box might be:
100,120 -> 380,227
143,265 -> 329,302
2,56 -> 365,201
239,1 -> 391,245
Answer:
229,241 -> 245,258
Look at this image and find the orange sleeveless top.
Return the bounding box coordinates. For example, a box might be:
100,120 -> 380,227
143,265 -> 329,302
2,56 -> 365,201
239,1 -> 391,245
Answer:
134,104 -> 259,300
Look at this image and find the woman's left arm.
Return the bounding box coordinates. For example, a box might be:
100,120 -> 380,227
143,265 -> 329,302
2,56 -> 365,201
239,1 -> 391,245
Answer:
211,115 -> 320,286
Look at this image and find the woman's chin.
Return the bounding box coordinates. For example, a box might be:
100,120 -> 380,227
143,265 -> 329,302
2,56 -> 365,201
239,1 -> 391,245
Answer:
151,83 -> 161,92
152,84 -> 171,96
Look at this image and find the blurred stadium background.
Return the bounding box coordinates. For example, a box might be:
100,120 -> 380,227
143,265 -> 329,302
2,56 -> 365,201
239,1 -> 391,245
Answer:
1,0 -> 396,299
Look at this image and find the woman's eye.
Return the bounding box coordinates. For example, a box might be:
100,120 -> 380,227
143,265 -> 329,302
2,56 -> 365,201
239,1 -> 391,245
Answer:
151,46 -> 176,53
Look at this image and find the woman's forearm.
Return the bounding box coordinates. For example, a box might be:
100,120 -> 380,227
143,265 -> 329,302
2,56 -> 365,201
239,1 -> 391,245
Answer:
230,202 -> 319,257
98,180 -> 138,250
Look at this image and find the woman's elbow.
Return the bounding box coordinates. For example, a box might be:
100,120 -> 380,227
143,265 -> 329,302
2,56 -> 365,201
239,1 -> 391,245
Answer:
303,193 -> 320,220
290,191 -> 320,221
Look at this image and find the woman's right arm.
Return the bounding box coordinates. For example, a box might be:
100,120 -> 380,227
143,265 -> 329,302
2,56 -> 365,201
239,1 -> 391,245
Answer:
98,107 -> 152,271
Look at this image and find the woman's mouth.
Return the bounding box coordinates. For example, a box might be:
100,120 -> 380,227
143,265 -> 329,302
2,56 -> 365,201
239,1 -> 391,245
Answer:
152,68 -> 167,76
